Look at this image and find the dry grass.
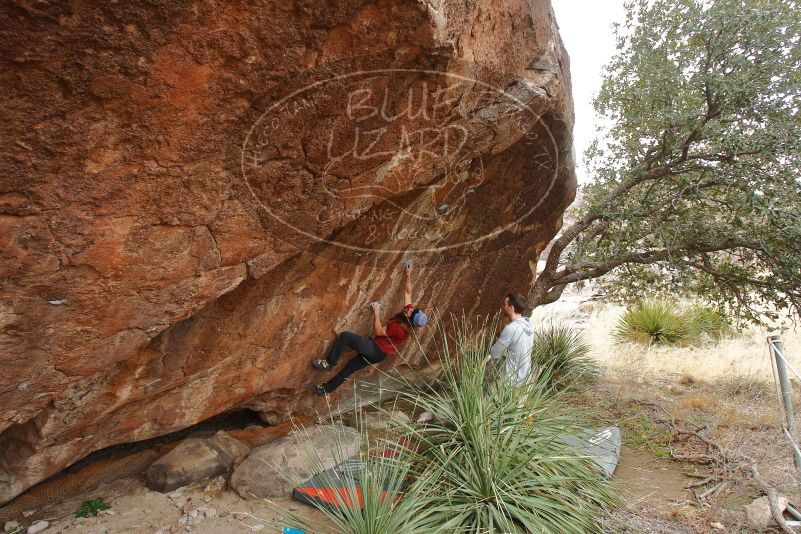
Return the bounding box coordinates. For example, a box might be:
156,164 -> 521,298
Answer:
677,393 -> 719,412
677,373 -> 697,386
584,304 -> 801,382
582,374 -> 796,532
718,405 -> 777,430
717,373 -> 774,401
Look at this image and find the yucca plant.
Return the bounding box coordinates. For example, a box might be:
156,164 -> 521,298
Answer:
531,322 -> 599,390
614,300 -> 730,345
613,300 -> 689,345
388,318 -> 618,533
281,456 -> 440,534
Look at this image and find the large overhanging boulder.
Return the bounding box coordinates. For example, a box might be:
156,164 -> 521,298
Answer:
0,0 -> 575,505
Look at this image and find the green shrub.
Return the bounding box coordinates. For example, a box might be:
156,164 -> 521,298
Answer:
614,300 -> 687,344
531,322 -> 599,390
75,497 -> 110,518
614,300 -> 729,345
683,304 -> 730,340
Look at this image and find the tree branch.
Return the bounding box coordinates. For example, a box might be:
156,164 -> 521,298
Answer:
538,165 -> 673,283
552,238 -> 762,285
686,261 -> 773,289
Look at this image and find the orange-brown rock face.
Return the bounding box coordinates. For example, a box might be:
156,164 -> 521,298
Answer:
0,0 -> 575,504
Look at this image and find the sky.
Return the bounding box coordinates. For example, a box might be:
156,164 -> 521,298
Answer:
550,1 -> 628,183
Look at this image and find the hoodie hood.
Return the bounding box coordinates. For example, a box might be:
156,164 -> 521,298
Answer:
514,316 -> 533,335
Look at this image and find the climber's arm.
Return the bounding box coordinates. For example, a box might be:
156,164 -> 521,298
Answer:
372,302 -> 387,337
404,263 -> 413,306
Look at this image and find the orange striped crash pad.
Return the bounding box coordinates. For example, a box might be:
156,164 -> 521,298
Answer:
292,459 -> 401,510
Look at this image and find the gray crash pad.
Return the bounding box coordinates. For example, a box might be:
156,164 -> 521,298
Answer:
558,426 -> 621,476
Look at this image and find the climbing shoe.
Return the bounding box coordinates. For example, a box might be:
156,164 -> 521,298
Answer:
313,384 -> 327,396
311,359 -> 332,370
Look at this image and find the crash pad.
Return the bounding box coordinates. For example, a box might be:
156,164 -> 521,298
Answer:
292,458 -> 401,510
558,426 -> 621,476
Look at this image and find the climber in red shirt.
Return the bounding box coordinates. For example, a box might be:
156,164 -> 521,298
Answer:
311,262 -> 428,396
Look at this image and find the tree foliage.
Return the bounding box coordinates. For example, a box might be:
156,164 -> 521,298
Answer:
532,0 -> 801,323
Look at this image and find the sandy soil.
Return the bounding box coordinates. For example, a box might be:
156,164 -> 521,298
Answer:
615,448 -> 690,512
32,476 -> 332,534
575,373 -> 801,532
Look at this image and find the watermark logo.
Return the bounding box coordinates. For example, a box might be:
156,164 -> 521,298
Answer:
241,68 -> 560,263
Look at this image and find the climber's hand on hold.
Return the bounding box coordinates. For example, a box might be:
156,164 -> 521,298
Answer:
370,301 -> 382,312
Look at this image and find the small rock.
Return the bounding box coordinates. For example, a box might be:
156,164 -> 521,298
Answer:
710,522 -> 725,531
20,511 -> 35,518
202,495 -> 212,503
416,411 -> 434,424
4,521 -> 20,533
98,510 -> 115,516
745,495 -> 789,529
178,515 -> 188,526
252,525 -> 265,531
154,530 -> 164,534
147,431 -> 251,493
189,509 -> 198,519
203,476 -> 226,493
26,521 -> 48,534
167,489 -> 184,499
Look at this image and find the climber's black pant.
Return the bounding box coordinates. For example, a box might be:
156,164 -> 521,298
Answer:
323,331 -> 387,393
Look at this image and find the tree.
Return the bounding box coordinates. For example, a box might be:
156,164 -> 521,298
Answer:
531,0 -> 801,323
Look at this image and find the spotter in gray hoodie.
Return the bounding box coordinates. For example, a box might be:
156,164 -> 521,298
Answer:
490,317 -> 534,387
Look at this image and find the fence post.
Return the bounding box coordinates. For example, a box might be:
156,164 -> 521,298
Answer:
768,335 -> 801,478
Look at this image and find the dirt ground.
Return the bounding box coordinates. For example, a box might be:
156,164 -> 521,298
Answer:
586,372 -> 800,533
12,475 -> 333,534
